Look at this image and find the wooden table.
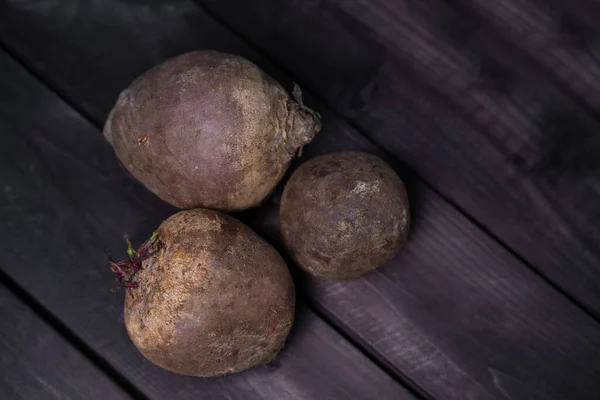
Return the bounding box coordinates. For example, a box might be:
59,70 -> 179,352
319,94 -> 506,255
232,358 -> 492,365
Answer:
1,1 -> 599,399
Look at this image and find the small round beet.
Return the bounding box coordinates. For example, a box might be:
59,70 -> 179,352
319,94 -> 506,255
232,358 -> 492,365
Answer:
123,209 -> 295,376
104,51 -> 320,211
280,152 -> 410,281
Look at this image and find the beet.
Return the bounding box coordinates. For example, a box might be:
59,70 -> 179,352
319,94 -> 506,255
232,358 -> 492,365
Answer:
121,209 -> 295,376
280,152 -> 410,281
104,51 -> 320,211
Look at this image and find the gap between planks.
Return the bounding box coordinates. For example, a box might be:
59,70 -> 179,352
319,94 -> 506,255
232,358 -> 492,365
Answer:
0,267 -> 149,400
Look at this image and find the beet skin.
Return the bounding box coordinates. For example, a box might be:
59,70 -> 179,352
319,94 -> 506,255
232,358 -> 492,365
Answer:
124,209 -> 295,376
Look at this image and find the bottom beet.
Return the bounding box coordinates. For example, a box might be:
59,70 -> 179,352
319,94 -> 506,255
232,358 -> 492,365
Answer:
115,209 -> 295,377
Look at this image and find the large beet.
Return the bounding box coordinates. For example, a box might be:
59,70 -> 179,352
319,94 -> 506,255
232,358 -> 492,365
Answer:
104,51 -> 320,211
121,209 -> 295,376
280,152 -> 410,281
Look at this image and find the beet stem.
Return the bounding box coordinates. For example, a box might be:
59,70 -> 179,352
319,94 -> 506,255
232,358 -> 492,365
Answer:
108,231 -> 161,292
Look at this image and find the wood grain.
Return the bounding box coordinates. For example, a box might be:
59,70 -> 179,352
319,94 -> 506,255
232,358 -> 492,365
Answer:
1,1 -> 600,399
193,0 -> 600,318
456,0 -> 600,114
0,49 -> 412,400
0,283 -> 130,400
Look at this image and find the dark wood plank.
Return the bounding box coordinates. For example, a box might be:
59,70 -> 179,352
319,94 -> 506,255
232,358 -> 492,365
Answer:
0,49 -> 412,400
0,283 -> 130,400
545,0 -> 600,31
193,0 -> 600,318
456,0 -> 600,115
2,1 -> 600,399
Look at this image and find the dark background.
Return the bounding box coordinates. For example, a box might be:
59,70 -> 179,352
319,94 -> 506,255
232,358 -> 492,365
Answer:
0,0 -> 599,399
